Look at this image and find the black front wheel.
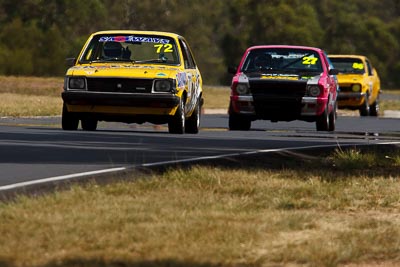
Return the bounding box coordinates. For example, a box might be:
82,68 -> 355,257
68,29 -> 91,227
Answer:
359,94 -> 370,116
168,98 -> 185,134
316,107 -> 329,131
185,101 -> 200,134
229,112 -> 251,131
61,103 -> 79,130
328,110 -> 336,132
81,118 -> 98,131
369,96 -> 379,117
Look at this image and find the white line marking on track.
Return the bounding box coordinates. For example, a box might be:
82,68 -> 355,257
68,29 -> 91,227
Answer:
0,167 -> 127,191
1,141 -> 399,192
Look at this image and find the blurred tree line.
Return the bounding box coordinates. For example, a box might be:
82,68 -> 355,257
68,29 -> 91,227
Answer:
1,0 -> 400,87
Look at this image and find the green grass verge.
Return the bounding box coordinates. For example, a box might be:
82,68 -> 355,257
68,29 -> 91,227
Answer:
1,147 -> 399,267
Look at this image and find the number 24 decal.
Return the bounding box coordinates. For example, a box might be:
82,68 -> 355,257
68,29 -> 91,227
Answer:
302,57 -> 318,65
154,44 -> 173,53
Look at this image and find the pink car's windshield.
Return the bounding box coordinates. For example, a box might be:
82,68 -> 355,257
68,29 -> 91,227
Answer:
242,48 -> 323,74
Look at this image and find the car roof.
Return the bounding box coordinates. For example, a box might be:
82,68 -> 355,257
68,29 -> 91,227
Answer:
328,54 -> 367,60
90,30 -> 183,39
246,45 -> 324,53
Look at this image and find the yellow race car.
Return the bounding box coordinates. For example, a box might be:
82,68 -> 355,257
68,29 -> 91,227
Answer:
329,55 -> 381,116
62,30 -> 203,133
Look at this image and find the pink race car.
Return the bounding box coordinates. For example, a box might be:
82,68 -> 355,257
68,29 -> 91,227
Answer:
228,45 -> 339,131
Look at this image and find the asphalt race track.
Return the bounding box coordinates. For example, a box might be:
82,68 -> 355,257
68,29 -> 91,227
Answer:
0,114 -> 399,192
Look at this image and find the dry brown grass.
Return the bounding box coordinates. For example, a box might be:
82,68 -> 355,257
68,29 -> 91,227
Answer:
0,76 -> 63,96
0,148 -> 399,267
381,99 -> 400,111
202,85 -> 230,110
0,76 -> 399,117
0,76 -> 63,117
0,93 -> 62,117
0,76 -> 232,117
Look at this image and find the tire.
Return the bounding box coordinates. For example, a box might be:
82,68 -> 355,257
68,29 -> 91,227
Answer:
316,107 -> 329,131
81,118 -> 98,131
328,110 -> 335,132
185,101 -> 200,134
359,94 -> 370,116
328,102 -> 337,132
168,98 -> 185,134
369,97 -> 379,117
61,103 -> 79,130
229,112 -> 251,131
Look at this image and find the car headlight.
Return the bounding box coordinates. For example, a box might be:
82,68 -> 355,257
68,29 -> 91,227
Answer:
154,80 -> 173,92
68,77 -> 86,89
236,83 -> 249,95
352,84 -> 361,92
307,85 -> 320,97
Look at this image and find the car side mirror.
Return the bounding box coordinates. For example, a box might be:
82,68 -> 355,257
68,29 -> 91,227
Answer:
66,58 -> 77,68
329,69 -> 339,75
228,65 -> 237,74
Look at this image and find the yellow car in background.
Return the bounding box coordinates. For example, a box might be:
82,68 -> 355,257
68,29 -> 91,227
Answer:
62,30 -> 203,134
329,55 -> 381,116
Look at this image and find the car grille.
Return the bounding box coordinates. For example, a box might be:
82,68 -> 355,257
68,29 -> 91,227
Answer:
338,85 -> 353,92
86,78 -> 153,93
249,80 -> 307,97
249,79 -> 307,119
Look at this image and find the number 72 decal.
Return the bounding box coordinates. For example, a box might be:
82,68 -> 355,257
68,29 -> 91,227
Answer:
302,57 -> 318,65
154,44 -> 173,53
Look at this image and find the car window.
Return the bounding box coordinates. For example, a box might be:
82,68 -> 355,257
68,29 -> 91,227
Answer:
178,39 -> 196,69
323,52 -> 333,71
241,48 -> 323,74
79,34 -> 180,65
365,59 -> 373,76
329,57 -> 365,74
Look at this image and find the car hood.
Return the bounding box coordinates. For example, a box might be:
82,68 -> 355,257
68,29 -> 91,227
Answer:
66,63 -> 181,79
336,74 -> 364,84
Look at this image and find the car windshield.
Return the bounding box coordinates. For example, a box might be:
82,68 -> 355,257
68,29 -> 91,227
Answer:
329,58 -> 365,74
241,48 -> 323,74
79,34 -> 180,65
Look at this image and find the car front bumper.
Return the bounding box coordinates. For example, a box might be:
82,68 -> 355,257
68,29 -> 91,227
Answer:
231,95 -> 327,118
337,92 -> 366,100
337,92 -> 366,108
62,91 -> 180,115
